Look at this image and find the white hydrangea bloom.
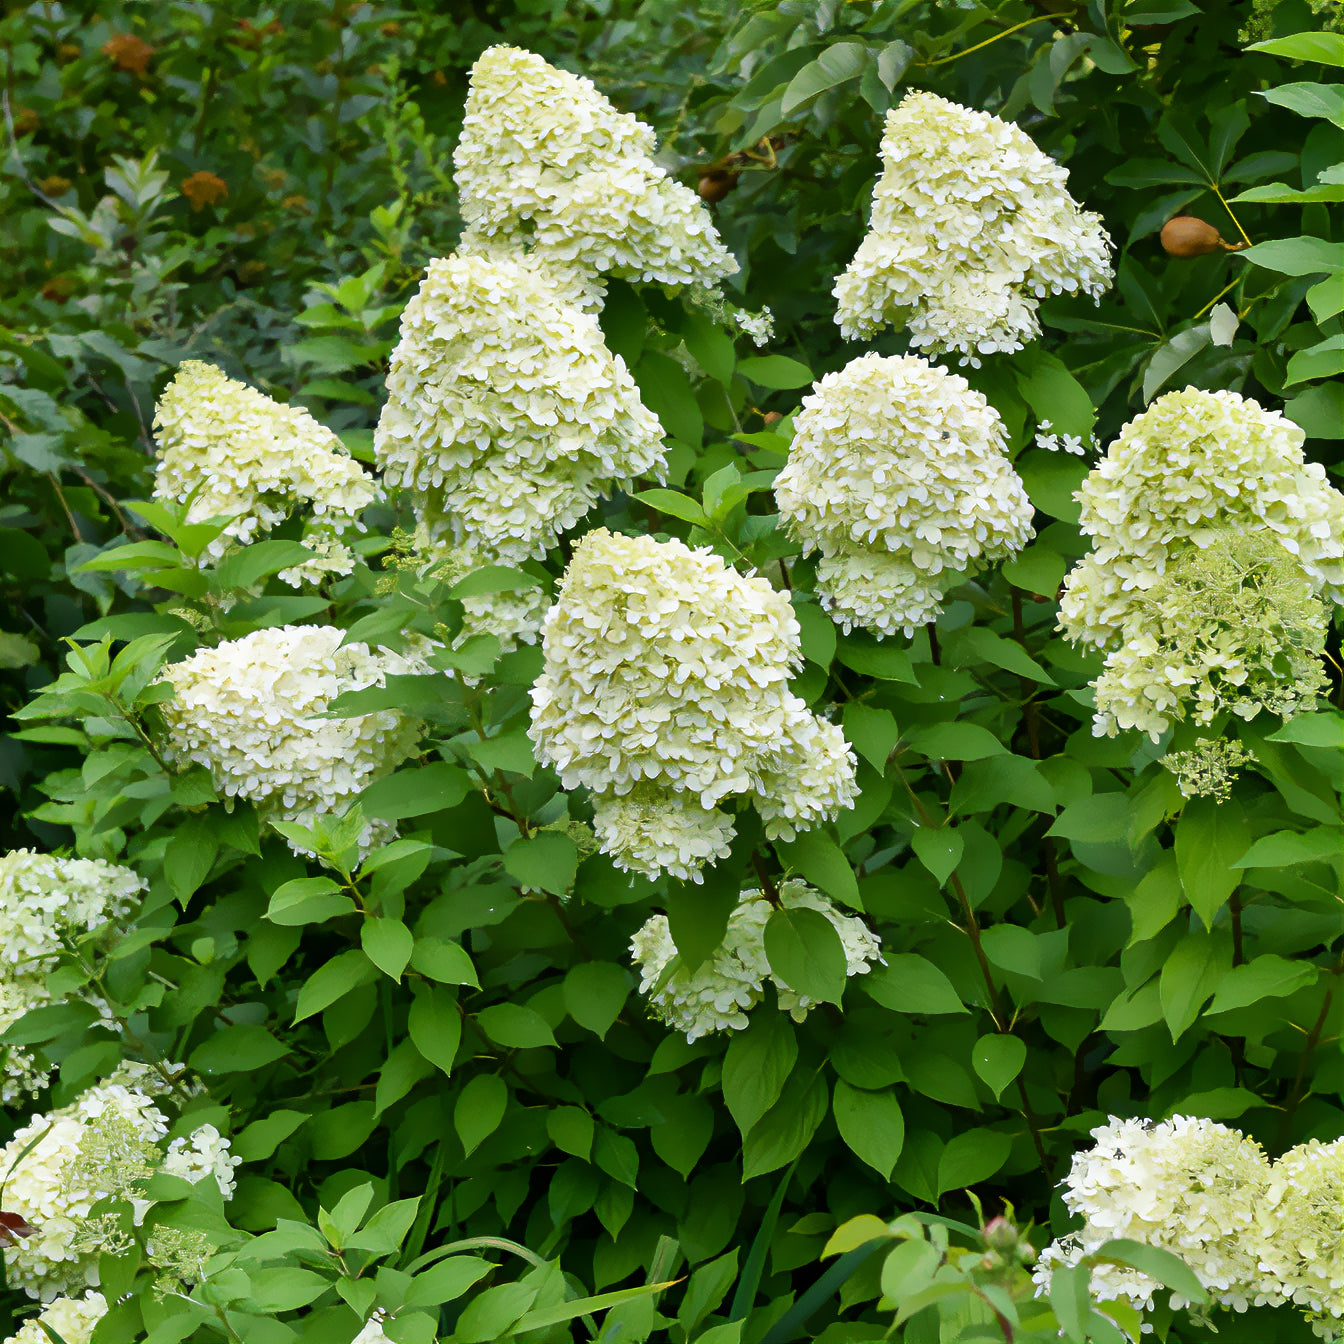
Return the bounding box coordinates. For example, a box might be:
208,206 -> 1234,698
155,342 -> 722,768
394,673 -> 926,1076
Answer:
375,250 -> 666,573
0,851 -> 142,1103
156,625 -> 423,855
454,45 -> 737,292
775,354 -> 1034,637
834,91 -> 1112,361
1254,1138 -> 1344,1339
153,361 -> 378,583
1061,389 -> 1344,649
736,307 -> 775,347
1034,419 -> 1089,455
630,880 -> 881,1039
163,1123 -> 241,1201
3,1291 -> 107,1344
529,530 -> 857,880
1036,1116 -> 1271,1317
0,1073 -> 233,1301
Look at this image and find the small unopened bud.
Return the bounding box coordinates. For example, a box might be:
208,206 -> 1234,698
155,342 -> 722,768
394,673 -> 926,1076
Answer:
979,1251 -> 1003,1271
982,1216 -> 1018,1252
697,170 -> 737,204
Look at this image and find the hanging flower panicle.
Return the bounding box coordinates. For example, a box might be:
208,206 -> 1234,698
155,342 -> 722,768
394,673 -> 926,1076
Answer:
529,530 -> 858,881
833,91 -> 1112,362
775,353 -> 1034,638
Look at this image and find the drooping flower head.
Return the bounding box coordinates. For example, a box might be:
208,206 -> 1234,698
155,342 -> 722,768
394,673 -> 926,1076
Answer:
630,880 -> 882,1039
775,353 -> 1034,637
0,851 -> 143,1103
1254,1138 -> 1344,1340
1060,390 -> 1344,745
375,250 -> 666,577
3,1291 -> 107,1344
529,530 -> 857,880
1036,1115 -> 1271,1316
156,625 -> 423,854
0,1068 -> 236,1301
153,362 -> 378,584
454,46 -> 737,292
834,91 -> 1113,360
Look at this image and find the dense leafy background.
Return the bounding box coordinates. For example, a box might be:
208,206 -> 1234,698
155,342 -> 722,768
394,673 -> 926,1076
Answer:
1,0 -> 1341,1341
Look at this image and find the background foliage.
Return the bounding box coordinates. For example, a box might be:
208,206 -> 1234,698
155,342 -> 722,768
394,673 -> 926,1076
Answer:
1,0 -> 1341,1341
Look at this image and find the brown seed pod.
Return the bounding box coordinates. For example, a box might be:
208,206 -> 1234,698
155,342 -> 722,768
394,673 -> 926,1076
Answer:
1161,216 -> 1231,257
697,170 -> 738,204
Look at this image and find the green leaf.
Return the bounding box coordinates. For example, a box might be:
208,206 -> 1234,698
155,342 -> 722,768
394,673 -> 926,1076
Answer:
774,830 -> 861,909
245,1267 -> 334,1312
294,949 -> 379,1022
780,42 -> 870,114
903,722 -> 1005,761
1285,382 -> 1344,439
512,1279 -> 680,1332
945,626 -> 1055,684
667,859 -> 743,972
980,925 -> 1042,980
842,702 -> 899,773
736,354 -> 814,389
1233,826 -> 1344,868
792,599 -> 836,668
764,906 -> 848,1006
1259,81 -> 1344,125
475,1002 -> 557,1049
1160,930 -> 1231,1040
1013,349 -> 1095,439
682,310 -> 736,384
409,983 -> 462,1074
1175,796 -> 1245,926
410,938 -> 479,986
267,876 -> 355,927
971,1035 -> 1027,1100
909,829 -> 964,887
1144,326 -> 1211,402
832,1080 -> 904,1178
361,762 -> 470,821
1207,955 -> 1316,1014
836,636 -> 918,683
723,1011 -> 797,1136
1001,544 -> 1067,599
163,818 -> 218,902
1090,1240 -> 1207,1306
190,1023 -> 289,1076
213,540 -> 317,592
636,350 -> 703,445
448,564 -> 541,599
454,1074 -> 508,1157
563,961 -> 630,1039
650,1093 -> 715,1178
361,917 -> 414,980
743,1072 -> 828,1179
1240,236 -> 1344,276
862,955 -> 966,1015
1249,31 -> 1344,63
632,487 -> 710,527
937,1128 -> 1013,1196
1048,794 -> 1130,845
547,1105 -> 594,1160
403,1256 -> 495,1309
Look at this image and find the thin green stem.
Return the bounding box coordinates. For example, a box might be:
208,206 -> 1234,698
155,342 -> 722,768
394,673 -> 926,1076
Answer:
918,15 -> 1054,67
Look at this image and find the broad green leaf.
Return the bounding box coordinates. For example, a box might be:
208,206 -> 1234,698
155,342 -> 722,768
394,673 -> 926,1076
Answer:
774,830 -> 861,909
764,906 -> 848,1006
267,876 -> 355,927
503,831 -> 579,895
454,1074 -> 508,1157
862,955 -> 966,1015
1240,236 -> 1344,276
361,762 -> 470,821
190,1023 -> 289,1076
723,1010 -> 797,1136
904,721 -> 1005,761
547,1105 -> 594,1160
736,355 -> 814,388
780,42 -> 869,114
1286,382 -> 1344,438
636,350 -> 703,444
832,1080 -> 904,1178
836,636 -> 918,683
410,938 -> 479,986
632,488 -> 709,527
1001,543 -> 1067,598
945,626 -> 1056,685
403,1256 -> 494,1309
448,564 -> 540,599
1013,349 -> 1095,439
742,1072 -> 828,1180
512,1279 -> 680,1332
1233,827 -> 1344,868
1143,326 -> 1211,402
1090,1240 -> 1207,1305
294,950 -> 379,1022
563,961 -> 630,1039
650,1092 -> 715,1178
971,1035 -> 1027,1100
475,1002 -> 557,1049
910,828 -> 964,887
667,859 -> 742,971
842,702 -> 899,773
1175,796 -> 1245,926
937,1128 -> 1013,1196
980,924 -> 1043,980
1207,955 -> 1316,1014
1048,793 -> 1130,845
1159,930 -> 1231,1040
1248,31 -> 1344,63
408,983 -> 463,1073
1258,81 -> 1344,125
361,917 -> 414,980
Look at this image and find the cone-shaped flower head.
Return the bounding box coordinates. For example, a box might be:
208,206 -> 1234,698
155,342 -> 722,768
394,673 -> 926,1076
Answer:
1060,389 -> 1344,741
0,1068 -> 236,1301
630,880 -> 882,1039
375,250 -> 666,576
834,91 -> 1112,360
775,353 -> 1034,637
454,46 -> 737,291
0,851 -> 142,1102
153,361 -> 377,583
1254,1138 -> 1344,1339
4,1292 -> 107,1344
156,626 -> 423,854
1035,1116 -> 1272,1316
529,530 -> 858,880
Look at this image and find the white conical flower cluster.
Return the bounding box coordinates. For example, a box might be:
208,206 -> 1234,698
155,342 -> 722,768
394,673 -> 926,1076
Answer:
0,1067 -> 235,1300
1038,1119 -> 1344,1339
454,45 -> 737,294
775,354 -> 1034,637
1060,389 -> 1344,741
1254,1138 -> 1344,1340
834,91 -> 1112,361
630,880 -> 882,1039
529,530 -> 858,880
3,1291 -> 107,1344
375,250 -> 665,569
153,361 -> 378,583
0,850 -> 142,1102
1036,1116 -> 1270,1315
156,625 -> 424,854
